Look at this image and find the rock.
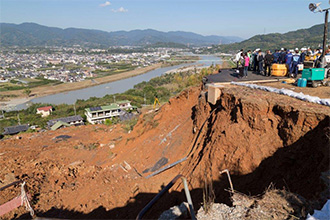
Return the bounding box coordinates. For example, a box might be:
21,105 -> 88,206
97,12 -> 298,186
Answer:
159,202 -> 189,220
109,144 -> 115,149
0,173 -> 17,187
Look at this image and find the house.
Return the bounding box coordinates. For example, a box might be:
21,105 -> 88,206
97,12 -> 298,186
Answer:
3,124 -> 29,135
36,106 -> 53,117
85,101 -> 137,124
85,104 -> 122,125
116,100 -> 136,111
47,115 -> 84,128
50,121 -> 71,131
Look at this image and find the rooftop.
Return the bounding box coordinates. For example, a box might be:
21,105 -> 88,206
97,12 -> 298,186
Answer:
86,103 -> 120,113
47,115 -> 83,127
51,121 -> 71,131
3,124 -> 29,135
85,101 -> 132,113
37,106 -> 52,111
116,100 -> 130,104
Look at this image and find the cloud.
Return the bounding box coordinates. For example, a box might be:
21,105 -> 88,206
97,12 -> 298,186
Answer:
99,1 -> 111,7
112,7 -> 128,13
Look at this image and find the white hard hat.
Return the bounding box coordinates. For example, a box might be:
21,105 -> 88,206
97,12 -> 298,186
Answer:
281,48 -> 284,50
295,48 -> 299,51
256,48 -> 260,51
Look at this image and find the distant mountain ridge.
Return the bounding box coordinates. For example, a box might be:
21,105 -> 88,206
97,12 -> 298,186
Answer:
207,23 -> 327,53
0,22 -> 243,47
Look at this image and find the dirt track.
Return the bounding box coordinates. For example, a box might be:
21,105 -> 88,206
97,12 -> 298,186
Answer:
0,84 -> 329,219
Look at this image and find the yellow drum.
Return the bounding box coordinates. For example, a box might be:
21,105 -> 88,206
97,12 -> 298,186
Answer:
271,64 -> 287,76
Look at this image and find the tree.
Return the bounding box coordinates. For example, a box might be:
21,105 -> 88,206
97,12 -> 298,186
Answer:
23,88 -> 31,97
104,119 -> 112,126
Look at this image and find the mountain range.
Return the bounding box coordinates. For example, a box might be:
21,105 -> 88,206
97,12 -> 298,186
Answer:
207,23 -> 327,53
0,22 -> 243,47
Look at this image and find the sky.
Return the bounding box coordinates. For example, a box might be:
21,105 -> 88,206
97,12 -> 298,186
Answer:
0,0 -> 329,39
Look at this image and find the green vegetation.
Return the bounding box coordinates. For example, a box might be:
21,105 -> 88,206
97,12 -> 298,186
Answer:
199,23 -> 328,54
0,65 -> 216,133
93,63 -> 135,77
0,94 -> 18,101
0,77 -> 63,92
122,118 -> 138,133
74,142 -> 99,150
23,88 -> 31,97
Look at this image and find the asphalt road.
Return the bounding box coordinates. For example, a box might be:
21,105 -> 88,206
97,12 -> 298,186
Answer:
206,68 -> 287,83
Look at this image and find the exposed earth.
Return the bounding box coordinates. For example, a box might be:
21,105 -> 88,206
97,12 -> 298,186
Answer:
0,83 -> 329,219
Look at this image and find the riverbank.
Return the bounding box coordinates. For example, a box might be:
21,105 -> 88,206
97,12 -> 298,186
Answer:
164,64 -> 204,74
1,55 -> 216,111
0,63 -> 166,110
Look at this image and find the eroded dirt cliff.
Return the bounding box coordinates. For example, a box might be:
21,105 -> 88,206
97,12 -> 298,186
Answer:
0,85 -> 329,219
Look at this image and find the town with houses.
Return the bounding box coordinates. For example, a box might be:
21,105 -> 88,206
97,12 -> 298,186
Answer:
0,45 -> 191,136
3,100 -> 137,135
0,46 -> 184,83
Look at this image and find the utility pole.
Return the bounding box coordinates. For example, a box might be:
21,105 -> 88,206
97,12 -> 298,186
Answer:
322,9 -> 329,68
309,2 -> 330,68
0,110 -> 4,119
144,93 -> 146,105
74,103 -> 77,116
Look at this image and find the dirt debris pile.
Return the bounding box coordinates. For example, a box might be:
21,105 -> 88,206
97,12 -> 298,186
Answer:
182,86 -> 329,202
0,85 -> 329,219
197,189 -> 310,220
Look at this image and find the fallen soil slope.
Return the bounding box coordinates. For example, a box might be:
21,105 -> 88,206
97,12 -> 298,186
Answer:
181,86 -> 329,211
0,84 -> 329,219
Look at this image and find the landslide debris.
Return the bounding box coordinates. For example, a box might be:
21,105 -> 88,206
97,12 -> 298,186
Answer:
183,86 -> 329,200
0,85 -> 329,219
197,188 -> 310,220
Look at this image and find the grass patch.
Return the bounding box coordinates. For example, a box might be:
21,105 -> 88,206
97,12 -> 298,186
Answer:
122,117 -> 138,133
0,77 -> 62,91
74,142 -> 99,150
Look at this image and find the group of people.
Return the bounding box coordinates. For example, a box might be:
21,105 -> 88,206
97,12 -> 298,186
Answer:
234,47 -> 316,78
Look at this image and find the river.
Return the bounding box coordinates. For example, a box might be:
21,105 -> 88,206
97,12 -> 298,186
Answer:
15,55 -> 221,110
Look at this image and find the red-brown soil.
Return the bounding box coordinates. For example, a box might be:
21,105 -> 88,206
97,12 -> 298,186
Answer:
0,84 -> 329,219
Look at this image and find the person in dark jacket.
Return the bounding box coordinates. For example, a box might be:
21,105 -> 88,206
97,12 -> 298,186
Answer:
285,50 -> 294,75
300,48 -> 307,64
257,50 -> 264,75
264,50 -> 274,76
291,49 -> 300,77
272,49 -> 280,64
280,48 -> 287,64
252,50 -> 259,72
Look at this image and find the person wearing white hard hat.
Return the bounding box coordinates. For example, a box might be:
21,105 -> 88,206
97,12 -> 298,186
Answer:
300,48 -> 307,64
291,49 -> 300,78
234,49 -> 243,69
280,48 -> 287,64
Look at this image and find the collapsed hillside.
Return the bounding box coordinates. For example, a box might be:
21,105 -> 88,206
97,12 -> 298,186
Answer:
0,84 -> 329,219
